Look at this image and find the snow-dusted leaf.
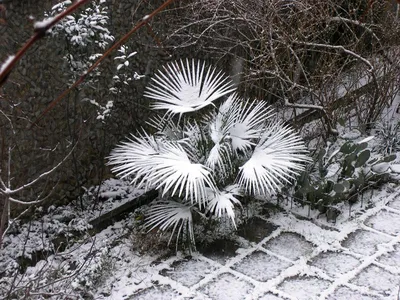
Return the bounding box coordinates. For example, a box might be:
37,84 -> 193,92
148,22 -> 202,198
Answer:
228,97 -> 274,153
357,136 -> 374,144
144,59 -> 235,116
371,162 -> 390,173
108,133 -> 216,207
149,142 -> 216,206
107,132 -> 159,188
238,122 -> 310,195
127,51 -> 137,58
390,164 -> 400,173
146,200 -> 195,248
206,185 -> 242,228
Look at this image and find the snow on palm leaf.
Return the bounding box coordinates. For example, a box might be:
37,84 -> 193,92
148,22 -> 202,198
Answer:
144,59 -> 235,116
228,97 -> 274,153
238,122 -> 310,195
206,95 -> 273,172
206,184 -> 242,228
107,133 -> 216,207
145,200 -> 195,249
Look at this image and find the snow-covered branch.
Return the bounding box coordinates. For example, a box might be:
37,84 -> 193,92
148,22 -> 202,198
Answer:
294,41 -> 375,73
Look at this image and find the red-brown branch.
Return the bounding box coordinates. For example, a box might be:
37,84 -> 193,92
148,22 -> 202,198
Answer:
0,0 -> 91,86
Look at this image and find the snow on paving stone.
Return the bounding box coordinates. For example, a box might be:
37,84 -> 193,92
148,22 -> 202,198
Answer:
198,272 -> 254,300
128,285 -> 180,300
263,232 -> 315,261
309,251 -> 360,277
231,250 -> 292,282
364,210 -> 400,236
258,293 -> 285,300
341,229 -> 392,256
277,276 -> 331,300
326,286 -> 383,300
350,264 -> 399,295
159,258 -> 216,287
388,197 -> 400,210
377,244 -> 400,268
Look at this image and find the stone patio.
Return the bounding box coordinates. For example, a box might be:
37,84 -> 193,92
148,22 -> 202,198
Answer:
119,191 -> 400,300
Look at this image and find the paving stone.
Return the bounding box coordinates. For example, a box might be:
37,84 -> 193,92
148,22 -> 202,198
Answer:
129,285 -> 180,300
237,217 -> 279,243
388,197 -> 400,210
258,293 -> 284,300
326,286 -> 382,300
351,264 -> 399,294
341,230 -> 392,256
365,210 -> 400,236
377,244 -> 400,268
159,258 -> 216,287
309,251 -> 360,277
232,251 -> 292,282
277,276 -> 331,300
199,272 -> 254,300
263,232 -> 314,260
198,239 -> 240,264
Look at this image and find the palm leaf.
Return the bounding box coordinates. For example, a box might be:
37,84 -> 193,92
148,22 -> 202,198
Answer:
144,59 -> 235,116
228,98 -> 274,153
237,122 -> 310,195
107,132 -> 160,188
108,133 -> 216,206
205,97 -> 235,173
145,200 -> 195,250
149,142 -> 216,206
206,184 -> 242,228
147,115 -> 186,142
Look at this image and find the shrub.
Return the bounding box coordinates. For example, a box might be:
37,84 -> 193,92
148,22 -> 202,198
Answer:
107,60 -> 310,251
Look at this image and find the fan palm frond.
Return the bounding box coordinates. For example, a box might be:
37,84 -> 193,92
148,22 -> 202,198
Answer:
147,115 -> 185,142
228,97 -> 274,154
205,96 -> 236,173
238,122 -> 310,195
206,184 -> 242,228
144,59 -> 235,116
107,132 -> 160,188
145,200 -> 195,250
149,141 -> 216,206
108,133 -> 216,206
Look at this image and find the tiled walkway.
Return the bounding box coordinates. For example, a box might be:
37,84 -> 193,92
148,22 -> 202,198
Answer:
121,190 -> 400,300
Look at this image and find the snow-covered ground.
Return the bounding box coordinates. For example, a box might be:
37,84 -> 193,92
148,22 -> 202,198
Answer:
1,178 -> 400,299
97,184 -> 400,300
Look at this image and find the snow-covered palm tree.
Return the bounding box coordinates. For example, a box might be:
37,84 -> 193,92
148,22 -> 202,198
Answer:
108,59 -> 310,251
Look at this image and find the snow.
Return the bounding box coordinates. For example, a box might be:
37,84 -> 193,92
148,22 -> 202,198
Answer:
365,210 -> 400,236
34,16 -> 55,30
160,258 -> 216,287
232,251 -> 292,282
0,55 -> 15,73
351,264 -> 399,294
278,276 -> 331,300
326,286 -> 381,300
341,229 -> 392,256
199,272 -> 254,300
2,178 -> 400,299
263,232 -> 315,261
